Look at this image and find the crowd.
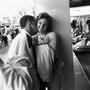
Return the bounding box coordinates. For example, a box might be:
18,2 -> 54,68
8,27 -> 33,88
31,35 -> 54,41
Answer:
0,25 -> 20,48
0,12 -> 63,90
71,17 -> 90,49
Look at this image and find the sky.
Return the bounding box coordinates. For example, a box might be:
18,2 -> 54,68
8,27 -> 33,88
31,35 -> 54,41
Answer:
0,0 -> 34,20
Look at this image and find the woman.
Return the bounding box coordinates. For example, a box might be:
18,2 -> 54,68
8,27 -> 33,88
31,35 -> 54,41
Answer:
32,12 -> 62,90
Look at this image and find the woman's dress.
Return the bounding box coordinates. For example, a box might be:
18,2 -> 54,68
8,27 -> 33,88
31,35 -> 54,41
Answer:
35,32 -> 56,82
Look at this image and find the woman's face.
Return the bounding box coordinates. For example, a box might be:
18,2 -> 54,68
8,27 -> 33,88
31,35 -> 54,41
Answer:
37,18 -> 48,33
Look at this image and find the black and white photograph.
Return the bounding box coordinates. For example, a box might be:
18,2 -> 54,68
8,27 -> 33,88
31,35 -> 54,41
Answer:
70,0 -> 90,90
2,0 -> 90,90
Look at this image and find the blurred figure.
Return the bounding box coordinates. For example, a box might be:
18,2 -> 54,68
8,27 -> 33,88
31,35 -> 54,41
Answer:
73,19 -> 90,49
0,27 -> 8,47
84,20 -> 90,46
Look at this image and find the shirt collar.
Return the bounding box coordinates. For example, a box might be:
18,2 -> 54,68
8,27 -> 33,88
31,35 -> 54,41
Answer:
21,29 -> 32,37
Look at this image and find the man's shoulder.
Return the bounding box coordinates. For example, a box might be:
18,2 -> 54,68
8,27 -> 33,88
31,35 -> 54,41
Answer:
12,32 -> 26,43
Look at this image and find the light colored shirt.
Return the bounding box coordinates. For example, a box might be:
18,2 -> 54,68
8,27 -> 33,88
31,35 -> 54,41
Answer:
7,29 -> 34,67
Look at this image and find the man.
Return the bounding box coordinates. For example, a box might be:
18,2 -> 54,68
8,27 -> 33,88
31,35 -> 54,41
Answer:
1,15 -> 39,90
8,15 -> 35,61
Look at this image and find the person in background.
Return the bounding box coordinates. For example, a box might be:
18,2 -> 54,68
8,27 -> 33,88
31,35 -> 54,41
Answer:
1,27 -> 8,47
73,19 -> 90,49
83,19 -> 90,46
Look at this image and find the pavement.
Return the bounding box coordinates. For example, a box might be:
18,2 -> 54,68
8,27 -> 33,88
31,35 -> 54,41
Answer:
0,45 -> 9,63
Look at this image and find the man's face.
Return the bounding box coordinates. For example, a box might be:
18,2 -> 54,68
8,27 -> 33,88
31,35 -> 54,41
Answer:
26,20 -> 36,35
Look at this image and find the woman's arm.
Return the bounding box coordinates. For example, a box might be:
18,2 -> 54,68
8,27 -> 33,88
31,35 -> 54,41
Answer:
32,34 -> 38,46
47,32 -> 56,51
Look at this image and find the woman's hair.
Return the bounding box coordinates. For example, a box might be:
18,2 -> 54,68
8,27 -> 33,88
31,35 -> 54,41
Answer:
36,12 -> 53,33
20,15 -> 35,29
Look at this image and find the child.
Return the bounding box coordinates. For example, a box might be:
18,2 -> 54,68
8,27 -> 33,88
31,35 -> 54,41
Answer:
32,12 -> 57,90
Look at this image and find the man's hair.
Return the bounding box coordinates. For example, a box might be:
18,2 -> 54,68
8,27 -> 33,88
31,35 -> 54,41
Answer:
36,12 -> 53,33
20,15 -> 34,29
86,20 -> 90,25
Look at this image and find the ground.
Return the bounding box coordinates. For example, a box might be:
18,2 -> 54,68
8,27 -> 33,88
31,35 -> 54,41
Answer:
0,46 -> 9,63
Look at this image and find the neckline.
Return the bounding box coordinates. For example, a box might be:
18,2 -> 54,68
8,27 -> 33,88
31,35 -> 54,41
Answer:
22,29 -> 32,37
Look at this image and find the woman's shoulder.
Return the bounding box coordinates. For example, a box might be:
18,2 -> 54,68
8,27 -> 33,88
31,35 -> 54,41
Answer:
47,31 -> 55,34
47,32 -> 56,38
